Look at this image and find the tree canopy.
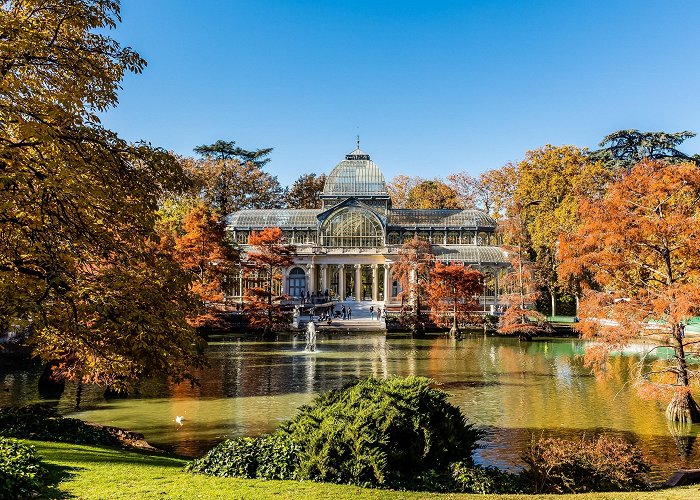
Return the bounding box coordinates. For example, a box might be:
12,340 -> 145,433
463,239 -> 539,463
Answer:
508,145 -> 611,315
189,146 -> 285,216
0,0 -> 202,387
406,180 -> 461,209
193,140 -> 273,167
589,129 -> 700,173
285,173 -> 326,208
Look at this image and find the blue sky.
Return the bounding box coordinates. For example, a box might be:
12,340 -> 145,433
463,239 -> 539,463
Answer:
103,0 -> 700,186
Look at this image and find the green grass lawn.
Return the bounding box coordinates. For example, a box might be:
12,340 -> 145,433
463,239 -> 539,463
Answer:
29,440 -> 700,500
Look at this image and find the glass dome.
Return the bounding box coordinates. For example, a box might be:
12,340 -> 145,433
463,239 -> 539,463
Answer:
322,148 -> 389,197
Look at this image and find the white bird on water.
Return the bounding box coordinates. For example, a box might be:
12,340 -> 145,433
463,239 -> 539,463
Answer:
175,416 -> 184,426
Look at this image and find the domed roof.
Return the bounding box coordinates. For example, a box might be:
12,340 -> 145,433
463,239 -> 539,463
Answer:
322,147 -> 389,197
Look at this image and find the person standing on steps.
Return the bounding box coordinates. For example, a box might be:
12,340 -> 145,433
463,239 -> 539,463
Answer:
341,305 -> 346,320
348,307 -> 352,319
369,305 -> 375,320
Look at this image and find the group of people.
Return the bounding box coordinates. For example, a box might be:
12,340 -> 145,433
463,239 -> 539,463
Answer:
318,304 -> 386,321
368,305 -> 384,320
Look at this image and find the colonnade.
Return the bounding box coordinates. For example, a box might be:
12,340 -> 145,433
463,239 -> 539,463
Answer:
282,262 -> 393,302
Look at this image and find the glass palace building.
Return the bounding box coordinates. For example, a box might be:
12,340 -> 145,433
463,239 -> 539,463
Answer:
226,147 -> 510,307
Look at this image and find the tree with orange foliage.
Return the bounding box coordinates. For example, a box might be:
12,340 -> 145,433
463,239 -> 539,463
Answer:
392,236 -> 434,334
426,262 -> 483,338
174,202 -> 238,327
243,228 -> 296,335
497,202 -> 551,340
496,251 -> 550,341
560,160 -> 700,423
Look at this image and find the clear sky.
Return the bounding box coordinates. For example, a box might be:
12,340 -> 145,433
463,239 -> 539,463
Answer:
103,0 -> 700,186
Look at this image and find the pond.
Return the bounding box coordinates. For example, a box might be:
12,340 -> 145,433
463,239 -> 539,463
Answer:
2,333 -> 699,481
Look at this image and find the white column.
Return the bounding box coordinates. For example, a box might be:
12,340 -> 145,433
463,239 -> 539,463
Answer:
282,268 -> 289,295
354,264 -> 362,300
383,264 -> 391,302
372,264 -> 379,302
338,264 -> 345,301
308,264 -> 317,295
321,264 -> 329,294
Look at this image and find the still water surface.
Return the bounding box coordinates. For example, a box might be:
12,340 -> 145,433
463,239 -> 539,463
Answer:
2,334 -> 699,480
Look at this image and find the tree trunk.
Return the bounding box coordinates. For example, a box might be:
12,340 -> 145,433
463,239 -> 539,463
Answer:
550,290 -> 557,317
666,391 -> 700,423
667,326 -> 700,423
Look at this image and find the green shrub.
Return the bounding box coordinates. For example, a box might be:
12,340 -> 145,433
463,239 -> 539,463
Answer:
450,461 -> 522,494
521,434 -> 650,493
0,437 -> 47,498
186,433 -> 299,480
0,404 -> 122,446
280,376 -> 480,490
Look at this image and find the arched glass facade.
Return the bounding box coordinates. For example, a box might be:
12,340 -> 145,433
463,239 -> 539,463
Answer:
320,207 -> 383,248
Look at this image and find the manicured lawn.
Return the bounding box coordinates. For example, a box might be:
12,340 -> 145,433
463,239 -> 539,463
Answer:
29,440 -> 700,499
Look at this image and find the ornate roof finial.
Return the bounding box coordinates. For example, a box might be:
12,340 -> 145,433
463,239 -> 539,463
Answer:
356,134 -> 360,150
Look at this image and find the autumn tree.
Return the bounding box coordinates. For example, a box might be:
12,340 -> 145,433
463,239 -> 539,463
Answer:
392,236 -> 434,333
509,145 -> 611,315
496,223 -> 550,341
285,173 -> 326,208
0,0 -> 202,388
426,262 -> 483,338
173,202 -> 238,327
560,160 -> 700,423
190,140 -> 284,215
386,174 -> 422,208
406,180 -> 461,209
589,129 -> 700,174
243,228 -> 296,335
446,166 -> 517,217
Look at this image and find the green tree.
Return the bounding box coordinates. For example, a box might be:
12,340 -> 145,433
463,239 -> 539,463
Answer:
285,173 -> 326,208
0,0 -> 202,387
406,180 -> 461,209
193,139 -> 273,167
589,129 -> 700,173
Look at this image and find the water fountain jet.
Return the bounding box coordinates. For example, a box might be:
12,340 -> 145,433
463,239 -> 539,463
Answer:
305,321 -> 317,352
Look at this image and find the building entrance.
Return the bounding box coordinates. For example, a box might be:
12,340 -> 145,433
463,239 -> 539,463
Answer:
361,265 -> 373,301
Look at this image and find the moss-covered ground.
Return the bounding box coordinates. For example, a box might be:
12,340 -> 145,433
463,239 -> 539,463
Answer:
29,440 -> 700,499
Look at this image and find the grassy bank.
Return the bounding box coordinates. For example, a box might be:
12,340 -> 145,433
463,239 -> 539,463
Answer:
28,440 -> 700,499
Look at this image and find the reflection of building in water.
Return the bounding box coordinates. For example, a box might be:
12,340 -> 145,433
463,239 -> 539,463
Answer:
227,145 -> 510,307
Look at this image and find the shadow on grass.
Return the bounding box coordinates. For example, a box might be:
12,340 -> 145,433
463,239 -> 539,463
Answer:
41,461 -> 82,499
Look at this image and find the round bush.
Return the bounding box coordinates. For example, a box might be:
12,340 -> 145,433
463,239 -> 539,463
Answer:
280,376 -> 480,489
0,437 -> 47,498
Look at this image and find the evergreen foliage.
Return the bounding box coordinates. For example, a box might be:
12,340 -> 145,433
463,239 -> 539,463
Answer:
186,434 -> 299,480
0,437 -> 47,498
280,376 -> 480,489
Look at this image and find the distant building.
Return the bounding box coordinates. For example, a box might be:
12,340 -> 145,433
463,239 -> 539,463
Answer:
226,146 -> 510,307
